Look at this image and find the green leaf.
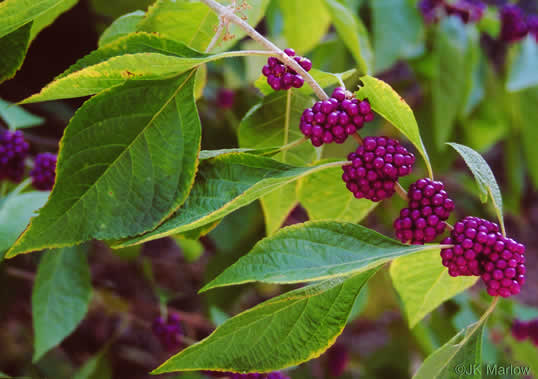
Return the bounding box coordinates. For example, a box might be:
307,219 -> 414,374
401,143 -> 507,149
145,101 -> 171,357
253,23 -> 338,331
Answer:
0,22 -> 30,83
98,10 -> 145,47
432,18 -> 478,149
113,154 -> 340,248
370,0 -> 424,73
152,269 -> 375,374
0,98 -> 44,129
73,346 -> 112,379
507,36 -> 538,92
255,68 -> 356,97
298,162 -> 376,222
323,0 -> 372,74
139,0 -> 269,52
507,337 -> 538,376
447,142 -> 504,234
32,244 -> 92,362
260,183 -> 298,235
22,33 -> 255,104
518,88 -> 538,189
90,0 -> 152,19
6,72 -> 200,258
279,0 -> 331,54
0,0 -> 73,39
202,221 -> 442,292
172,236 -> 204,263
413,321 -> 485,379
209,306 -> 229,327
239,89 -> 316,235
0,191 -> 49,260
390,249 -> 478,328
355,75 -> 433,177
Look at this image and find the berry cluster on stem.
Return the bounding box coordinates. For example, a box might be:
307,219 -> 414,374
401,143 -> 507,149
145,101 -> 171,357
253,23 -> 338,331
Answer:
300,87 -> 374,146
262,48 -> 311,91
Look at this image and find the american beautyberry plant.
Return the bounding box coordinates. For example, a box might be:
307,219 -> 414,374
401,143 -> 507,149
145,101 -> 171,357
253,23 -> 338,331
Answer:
0,0 -> 537,378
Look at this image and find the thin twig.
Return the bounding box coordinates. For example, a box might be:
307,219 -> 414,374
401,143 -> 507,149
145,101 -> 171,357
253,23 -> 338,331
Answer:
394,182 -> 408,201
199,0 -> 329,100
278,137 -> 307,153
352,133 -> 363,144
206,22 -> 225,52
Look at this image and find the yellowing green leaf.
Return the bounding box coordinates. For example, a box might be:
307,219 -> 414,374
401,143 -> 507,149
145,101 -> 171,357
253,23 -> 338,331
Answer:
390,249 -> 478,328
114,154 -> 341,248
279,0 -> 331,54
202,221 -> 442,291
356,75 -> 433,177
153,270 -> 375,374
323,0 -> 372,74
32,245 -> 92,362
298,163 -> 376,222
6,72 -> 200,258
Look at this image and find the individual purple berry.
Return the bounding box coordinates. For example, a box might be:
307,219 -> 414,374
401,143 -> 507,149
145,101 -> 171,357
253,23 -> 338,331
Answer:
418,0 -> 444,23
480,235 -> 526,298
299,88 -> 375,146
261,49 -> 312,91
440,216 -> 500,277
444,0 -> 486,23
217,88 -> 235,109
30,153 -> 57,191
342,136 -> 415,202
0,129 -> 29,183
499,4 -> 529,43
394,178 -> 455,244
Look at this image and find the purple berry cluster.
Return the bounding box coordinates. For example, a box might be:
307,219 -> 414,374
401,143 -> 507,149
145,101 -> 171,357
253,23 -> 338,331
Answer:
499,4 -> 532,43
299,87 -> 374,146
342,136 -> 416,201
0,130 -> 29,183
262,48 -> 311,91
441,217 -> 500,276
511,319 -> 538,346
394,178 -> 455,244
440,216 -> 526,297
480,234 -> 526,297
203,371 -> 290,379
30,152 -> 57,191
152,314 -> 183,351
418,0 -> 485,24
